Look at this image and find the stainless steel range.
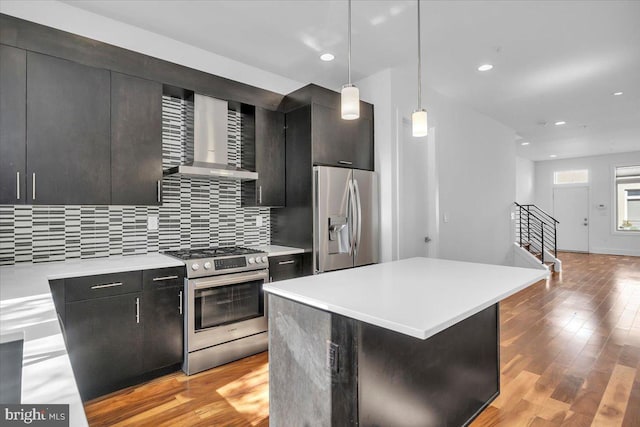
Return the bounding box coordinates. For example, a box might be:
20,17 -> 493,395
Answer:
165,246 -> 269,375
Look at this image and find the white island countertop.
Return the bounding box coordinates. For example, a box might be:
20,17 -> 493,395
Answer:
0,254 -> 184,427
264,257 -> 548,340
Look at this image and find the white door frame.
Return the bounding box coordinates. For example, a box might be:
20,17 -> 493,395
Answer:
553,185 -> 590,253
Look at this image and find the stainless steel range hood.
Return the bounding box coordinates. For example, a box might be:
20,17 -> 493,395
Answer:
164,94 -> 258,180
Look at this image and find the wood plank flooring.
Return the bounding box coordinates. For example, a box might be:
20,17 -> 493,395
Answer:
85,252 -> 640,426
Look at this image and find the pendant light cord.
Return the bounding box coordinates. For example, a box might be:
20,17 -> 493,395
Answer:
417,0 -> 422,109
348,0 -> 352,85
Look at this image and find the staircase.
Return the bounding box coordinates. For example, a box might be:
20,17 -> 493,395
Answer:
514,202 -> 561,272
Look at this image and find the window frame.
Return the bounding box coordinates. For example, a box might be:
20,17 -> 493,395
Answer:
553,169 -> 589,186
612,163 -> 640,235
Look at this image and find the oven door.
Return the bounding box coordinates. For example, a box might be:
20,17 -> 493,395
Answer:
187,269 -> 268,352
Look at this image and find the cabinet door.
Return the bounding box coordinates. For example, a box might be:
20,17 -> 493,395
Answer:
142,286 -> 183,371
311,103 -> 374,171
269,254 -> 304,282
242,107 -> 285,207
26,52 -> 111,205
312,103 -> 355,168
111,72 -> 162,205
255,107 -> 285,207
0,45 -> 26,204
65,294 -> 142,400
351,116 -> 374,171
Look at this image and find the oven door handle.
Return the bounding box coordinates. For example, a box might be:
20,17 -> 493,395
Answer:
192,270 -> 269,290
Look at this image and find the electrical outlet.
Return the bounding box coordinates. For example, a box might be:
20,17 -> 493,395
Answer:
256,216 -> 263,227
147,215 -> 159,231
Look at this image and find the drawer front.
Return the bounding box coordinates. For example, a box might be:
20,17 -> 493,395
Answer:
142,266 -> 185,291
65,271 -> 142,302
269,254 -> 303,282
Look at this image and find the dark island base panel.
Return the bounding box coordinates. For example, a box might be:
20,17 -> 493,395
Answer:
268,295 -> 499,427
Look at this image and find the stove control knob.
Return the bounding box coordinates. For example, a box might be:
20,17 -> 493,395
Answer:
261,256 -> 268,263
248,257 -> 255,264
191,263 -> 200,271
204,262 -> 212,270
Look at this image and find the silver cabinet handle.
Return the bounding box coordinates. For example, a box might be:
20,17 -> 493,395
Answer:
152,275 -> 178,282
16,171 -> 20,200
135,297 -> 140,324
338,160 -> 353,165
157,180 -> 161,202
32,172 -> 36,200
179,290 -> 183,315
258,185 -> 262,205
90,282 -> 123,290
278,260 -> 295,265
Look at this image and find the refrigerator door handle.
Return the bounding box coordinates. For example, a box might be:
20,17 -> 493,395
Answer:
348,179 -> 357,256
354,178 -> 362,256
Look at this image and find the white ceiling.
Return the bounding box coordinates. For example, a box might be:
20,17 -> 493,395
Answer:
62,0 -> 640,161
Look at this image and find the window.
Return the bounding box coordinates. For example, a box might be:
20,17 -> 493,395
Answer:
616,165 -> 640,232
553,169 -> 589,185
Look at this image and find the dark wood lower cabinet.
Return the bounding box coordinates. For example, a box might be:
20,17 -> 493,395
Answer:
55,267 -> 185,401
268,254 -> 304,282
65,294 -> 143,401
142,286 -> 183,371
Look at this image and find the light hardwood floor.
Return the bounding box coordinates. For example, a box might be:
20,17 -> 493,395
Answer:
85,252 -> 640,426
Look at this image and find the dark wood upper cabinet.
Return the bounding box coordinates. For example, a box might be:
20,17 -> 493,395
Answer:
26,52 -> 111,205
242,107 -> 286,207
111,72 -> 162,205
311,103 -> 373,171
0,45 -> 26,204
282,84 -> 374,171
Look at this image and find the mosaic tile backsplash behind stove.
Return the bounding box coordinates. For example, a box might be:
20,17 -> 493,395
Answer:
0,96 -> 270,266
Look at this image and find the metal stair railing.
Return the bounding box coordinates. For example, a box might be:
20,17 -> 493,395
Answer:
514,202 -> 559,263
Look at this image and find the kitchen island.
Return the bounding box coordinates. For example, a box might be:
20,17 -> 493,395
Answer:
264,257 -> 548,427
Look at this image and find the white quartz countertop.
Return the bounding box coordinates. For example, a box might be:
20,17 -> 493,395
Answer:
249,245 -> 305,257
264,257 -> 548,340
0,254 -> 184,427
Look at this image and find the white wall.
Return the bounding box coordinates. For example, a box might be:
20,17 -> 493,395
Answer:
360,63 -> 517,266
357,69 -> 396,263
0,0 -> 302,94
534,151 -> 640,256
516,156 -> 535,204
432,87 -> 516,266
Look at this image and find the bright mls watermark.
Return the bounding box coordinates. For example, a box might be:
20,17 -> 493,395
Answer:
1,405 -> 69,426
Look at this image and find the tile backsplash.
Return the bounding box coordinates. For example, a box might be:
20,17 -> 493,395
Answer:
0,96 -> 270,266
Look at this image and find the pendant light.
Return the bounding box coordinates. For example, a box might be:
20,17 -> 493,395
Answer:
412,0 -> 428,137
341,0 -> 360,120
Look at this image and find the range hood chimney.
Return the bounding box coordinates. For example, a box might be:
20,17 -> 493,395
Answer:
164,94 -> 258,180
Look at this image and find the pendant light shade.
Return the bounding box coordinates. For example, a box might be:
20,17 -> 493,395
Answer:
412,109 -> 428,137
412,0 -> 428,137
341,0 -> 360,120
341,84 -> 360,120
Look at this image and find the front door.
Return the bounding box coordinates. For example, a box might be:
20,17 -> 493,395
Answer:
553,187 -> 589,252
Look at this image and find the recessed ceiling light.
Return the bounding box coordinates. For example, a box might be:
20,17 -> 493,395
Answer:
612,91 -> 623,96
478,64 -> 493,72
554,121 -> 566,126
549,154 -> 557,158
521,141 -> 530,146
320,53 -> 335,62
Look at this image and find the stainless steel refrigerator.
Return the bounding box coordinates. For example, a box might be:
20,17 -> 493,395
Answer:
313,166 -> 379,273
